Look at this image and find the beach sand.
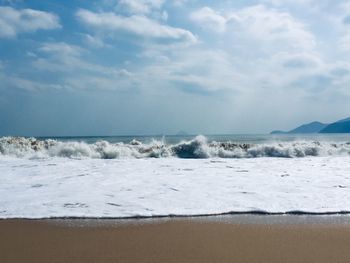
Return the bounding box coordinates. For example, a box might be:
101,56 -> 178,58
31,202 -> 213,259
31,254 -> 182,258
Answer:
1,219 -> 350,263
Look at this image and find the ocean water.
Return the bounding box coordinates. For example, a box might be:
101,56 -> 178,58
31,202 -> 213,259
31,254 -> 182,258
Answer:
1,134 -> 350,218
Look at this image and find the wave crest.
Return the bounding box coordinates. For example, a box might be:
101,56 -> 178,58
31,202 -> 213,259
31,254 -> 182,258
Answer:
1,136 -> 350,159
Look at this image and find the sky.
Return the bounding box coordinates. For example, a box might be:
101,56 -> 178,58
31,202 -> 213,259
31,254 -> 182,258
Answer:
1,0 -> 350,136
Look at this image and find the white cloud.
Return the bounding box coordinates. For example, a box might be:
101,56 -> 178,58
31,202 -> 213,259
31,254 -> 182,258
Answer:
81,34 -> 107,48
117,0 -> 164,14
39,42 -> 83,57
331,2 -> 350,52
191,5 -> 315,51
0,72 -> 64,92
26,51 -> 37,58
0,6 -> 61,38
76,9 -> 196,43
132,42 -> 247,94
338,33 -> 350,51
161,10 -> 168,21
0,40 -> 134,94
172,0 -> 188,7
190,7 -> 227,33
32,42 -> 132,80
278,52 -> 323,70
250,51 -> 325,89
187,5 -> 343,104
263,0 -> 314,6
235,5 -> 315,50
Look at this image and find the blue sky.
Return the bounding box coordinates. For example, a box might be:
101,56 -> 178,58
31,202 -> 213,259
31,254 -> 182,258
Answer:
1,0 -> 350,136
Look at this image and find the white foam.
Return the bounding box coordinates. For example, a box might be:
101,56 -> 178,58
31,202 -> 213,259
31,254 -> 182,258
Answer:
1,156 -> 350,218
1,136 -> 350,159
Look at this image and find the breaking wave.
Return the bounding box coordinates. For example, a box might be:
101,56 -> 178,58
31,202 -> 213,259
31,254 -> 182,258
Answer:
1,135 -> 350,159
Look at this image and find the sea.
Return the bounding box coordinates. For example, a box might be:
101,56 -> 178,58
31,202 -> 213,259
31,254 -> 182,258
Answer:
1,134 -> 350,219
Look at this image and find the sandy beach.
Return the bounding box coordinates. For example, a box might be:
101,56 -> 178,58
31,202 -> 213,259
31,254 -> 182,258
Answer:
1,218 -> 350,263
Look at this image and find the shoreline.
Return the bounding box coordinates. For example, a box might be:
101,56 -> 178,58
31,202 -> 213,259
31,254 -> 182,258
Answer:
3,213 -> 350,226
2,216 -> 350,263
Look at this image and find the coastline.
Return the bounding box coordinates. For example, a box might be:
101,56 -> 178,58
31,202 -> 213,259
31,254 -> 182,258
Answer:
2,216 -> 350,263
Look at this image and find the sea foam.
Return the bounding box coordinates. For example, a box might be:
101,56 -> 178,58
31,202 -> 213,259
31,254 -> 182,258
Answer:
1,135 -> 350,159
1,156 -> 350,218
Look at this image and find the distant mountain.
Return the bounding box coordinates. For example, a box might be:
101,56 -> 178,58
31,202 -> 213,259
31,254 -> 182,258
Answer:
270,121 -> 328,134
271,117 -> 350,134
320,119 -> 350,133
289,121 -> 328,133
335,117 -> 350,123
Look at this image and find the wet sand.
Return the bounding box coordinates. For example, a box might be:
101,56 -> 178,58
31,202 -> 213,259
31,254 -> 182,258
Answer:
1,219 -> 350,263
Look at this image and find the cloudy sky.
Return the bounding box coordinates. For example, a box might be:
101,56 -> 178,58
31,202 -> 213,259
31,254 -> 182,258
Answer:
1,0 -> 350,136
